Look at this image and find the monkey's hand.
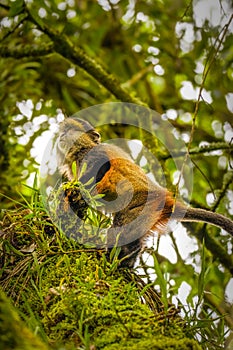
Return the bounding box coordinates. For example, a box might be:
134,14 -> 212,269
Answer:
48,181 -> 88,241
50,180 -> 111,246
60,182 -> 89,220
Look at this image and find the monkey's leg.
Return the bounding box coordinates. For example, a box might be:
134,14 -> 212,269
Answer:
116,239 -> 143,268
107,205 -> 155,267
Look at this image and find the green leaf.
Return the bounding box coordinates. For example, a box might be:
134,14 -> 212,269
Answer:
153,254 -> 168,310
71,161 -> 77,180
79,162 -> 87,179
197,241 -> 209,302
83,177 -> 95,187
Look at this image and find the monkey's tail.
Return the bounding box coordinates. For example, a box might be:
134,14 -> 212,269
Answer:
180,207 -> 233,236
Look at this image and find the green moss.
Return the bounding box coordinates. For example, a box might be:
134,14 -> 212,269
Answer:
0,290 -> 49,350
0,208 -> 203,350
24,253 -> 202,349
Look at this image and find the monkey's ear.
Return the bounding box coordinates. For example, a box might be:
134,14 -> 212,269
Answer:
87,130 -> 101,144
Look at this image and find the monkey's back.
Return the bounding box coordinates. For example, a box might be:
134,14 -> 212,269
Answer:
79,143 -> 169,225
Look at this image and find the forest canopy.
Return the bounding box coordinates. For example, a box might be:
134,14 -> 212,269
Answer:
0,0 -> 233,349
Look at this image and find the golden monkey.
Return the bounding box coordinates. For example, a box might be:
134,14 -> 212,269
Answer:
56,118 -> 233,267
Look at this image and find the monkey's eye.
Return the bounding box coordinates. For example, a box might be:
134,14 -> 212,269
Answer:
57,138 -> 67,152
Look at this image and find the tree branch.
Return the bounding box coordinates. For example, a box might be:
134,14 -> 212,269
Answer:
0,13 -> 28,42
0,42 -> 54,58
26,8 -> 144,105
182,222 -> 233,275
162,142 -> 233,159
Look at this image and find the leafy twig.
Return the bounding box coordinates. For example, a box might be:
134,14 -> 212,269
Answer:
176,14 -> 233,195
190,14 -> 233,151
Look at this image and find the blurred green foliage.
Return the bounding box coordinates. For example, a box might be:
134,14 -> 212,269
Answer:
0,0 -> 233,348
0,0 -> 232,208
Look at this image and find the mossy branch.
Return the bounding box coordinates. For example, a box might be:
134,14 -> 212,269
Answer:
0,43 -> 54,58
24,8 -> 144,106
0,208 -> 202,350
162,142 -> 233,160
0,3 -> 144,105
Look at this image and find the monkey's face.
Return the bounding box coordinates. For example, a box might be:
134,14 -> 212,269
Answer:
56,118 -> 100,181
57,118 -> 100,161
